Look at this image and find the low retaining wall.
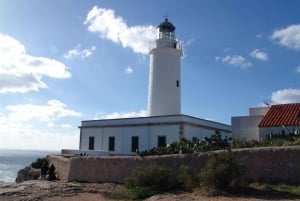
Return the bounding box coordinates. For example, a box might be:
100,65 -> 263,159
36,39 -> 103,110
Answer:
47,155 -> 71,181
235,146 -> 300,184
48,146 -> 300,185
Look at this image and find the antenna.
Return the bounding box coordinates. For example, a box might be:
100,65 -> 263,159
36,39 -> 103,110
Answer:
163,12 -> 169,21
263,100 -> 271,107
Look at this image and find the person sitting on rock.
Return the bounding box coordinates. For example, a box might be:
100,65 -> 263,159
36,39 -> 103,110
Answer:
48,164 -> 56,181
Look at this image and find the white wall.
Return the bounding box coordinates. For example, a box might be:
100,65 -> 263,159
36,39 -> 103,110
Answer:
148,125 -> 180,147
249,107 -> 269,116
80,124 -> 181,155
231,116 -> 263,140
80,115 -> 232,155
259,126 -> 300,139
80,124 -> 232,155
80,128 -> 101,150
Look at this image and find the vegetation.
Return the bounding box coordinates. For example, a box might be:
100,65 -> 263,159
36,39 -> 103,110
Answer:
124,150 -> 247,199
232,133 -> 300,149
139,131 -> 230,156
178,165 -> 198,192
107,147 -> 300,200
124,166 -> 180,199
126,129 -> 300,199
138,131 -> 300,156
199,150 -> 245,193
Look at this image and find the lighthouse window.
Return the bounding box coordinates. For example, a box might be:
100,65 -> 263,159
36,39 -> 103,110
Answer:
176,80 -> 180,87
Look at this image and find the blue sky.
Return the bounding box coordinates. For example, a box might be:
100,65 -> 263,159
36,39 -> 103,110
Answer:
0,0 -> 299,150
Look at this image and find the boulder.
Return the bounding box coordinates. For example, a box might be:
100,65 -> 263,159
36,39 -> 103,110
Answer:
16,167 -> 40,183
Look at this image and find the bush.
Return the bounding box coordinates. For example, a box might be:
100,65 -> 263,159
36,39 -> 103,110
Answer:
139,131 -> 232,156
232,133 -> 300,149
199,150 -> 245,192
232,139 -> 260,149
178,165 -> 198,191
125,166 -> 180,199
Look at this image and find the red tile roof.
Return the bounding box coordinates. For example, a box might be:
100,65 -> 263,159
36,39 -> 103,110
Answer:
259,103 -> 300,127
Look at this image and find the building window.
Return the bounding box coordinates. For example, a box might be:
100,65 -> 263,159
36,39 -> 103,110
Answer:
108,136 -> 115,151
131,136 -> 139,152
192,137 -> 198,143
176,80 -> 180,87
88,136 -> 95,150
157,136 -> 166,147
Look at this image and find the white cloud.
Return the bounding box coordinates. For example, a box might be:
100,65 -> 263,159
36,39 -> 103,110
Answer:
296,66 -> 300,73
0,72 -> 47,93
271,24 -> 300,50
64,45 -> 96,59
124,66 -> 133,74
97,109 -> 147,119
61,123 -> 72,128
0,122 -> 79,150
0,100 -> 81,150
0,34 -> 71,93
249,49 -> 269,61
271,89 -> 300,104
219,55 -> 252,68
0,111 -> 79,150
7,99 -> 81,124
84,6 -> 156,54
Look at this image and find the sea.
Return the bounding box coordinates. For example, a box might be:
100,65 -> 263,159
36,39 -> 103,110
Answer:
0,149 -> 59,183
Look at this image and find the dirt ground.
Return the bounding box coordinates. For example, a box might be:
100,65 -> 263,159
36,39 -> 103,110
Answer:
0,180 -> 300,201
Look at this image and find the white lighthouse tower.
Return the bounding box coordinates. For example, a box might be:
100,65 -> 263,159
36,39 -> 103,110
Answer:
147,17 -> 183,116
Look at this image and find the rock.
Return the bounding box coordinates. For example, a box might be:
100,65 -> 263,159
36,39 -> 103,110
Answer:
16,167 -> 40,183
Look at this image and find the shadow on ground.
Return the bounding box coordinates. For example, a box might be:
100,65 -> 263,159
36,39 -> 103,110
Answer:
230,186 -> 300,200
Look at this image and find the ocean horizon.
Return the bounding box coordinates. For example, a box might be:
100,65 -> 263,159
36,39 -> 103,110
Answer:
0,149 -> 59,183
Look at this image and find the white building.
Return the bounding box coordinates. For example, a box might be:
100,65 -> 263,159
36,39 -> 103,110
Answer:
232,103 -> 300,141
231,107 -> 269,140
78,18 -> 231,155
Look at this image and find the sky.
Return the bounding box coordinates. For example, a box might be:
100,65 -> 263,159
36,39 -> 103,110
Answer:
0,0 -> 300,150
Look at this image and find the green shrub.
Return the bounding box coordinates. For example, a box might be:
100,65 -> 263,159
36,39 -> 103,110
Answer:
31,157 -> 48,169
199,150 -> 245,192
232,133 -> 300,149
125,166 -> 180,199
286,137 -> 300,145
178,165 -> 198,191
232,139 -> 260,148
139,131 -> 232,156
127,186 -> 154,200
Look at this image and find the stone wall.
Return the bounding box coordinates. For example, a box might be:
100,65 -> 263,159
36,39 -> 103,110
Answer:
48,146 -> 300,184
48,155 -> 71,181
235,146 -> 300,184
68,153 -> 208,183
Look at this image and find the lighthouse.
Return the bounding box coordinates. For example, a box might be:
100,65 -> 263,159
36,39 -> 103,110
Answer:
78,17 -> 232,156
147,17 -> 183,116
